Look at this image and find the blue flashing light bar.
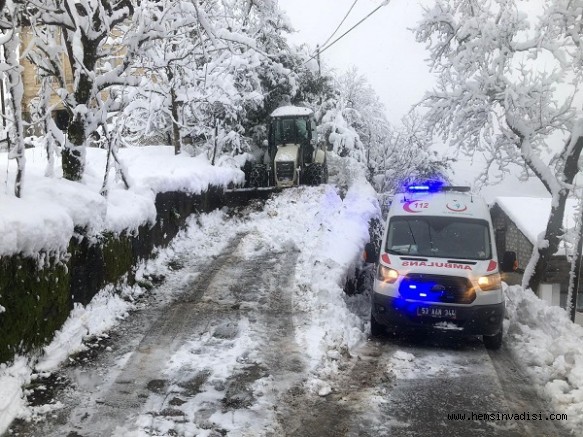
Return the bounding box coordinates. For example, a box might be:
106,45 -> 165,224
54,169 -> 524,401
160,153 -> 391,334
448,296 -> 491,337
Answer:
406,180 -> 444,193
404,180 -> 472,194
408,185 -> 430,191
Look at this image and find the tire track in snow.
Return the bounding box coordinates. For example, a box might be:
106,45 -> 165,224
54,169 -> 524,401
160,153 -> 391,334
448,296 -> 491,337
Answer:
270,340 -> 386,436
134,237 -> 303,436
269,330 -> 572,437
362,334 -> 571,437
488,345 -> 570,437
23,233 -> 250,437
259,249 -> 304,376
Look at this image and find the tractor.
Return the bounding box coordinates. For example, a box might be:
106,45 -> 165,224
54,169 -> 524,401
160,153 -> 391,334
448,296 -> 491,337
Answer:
249,106 -> 328,188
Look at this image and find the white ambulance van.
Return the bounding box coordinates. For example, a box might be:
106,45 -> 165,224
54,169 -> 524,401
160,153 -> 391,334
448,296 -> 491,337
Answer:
370,182 -> 505,349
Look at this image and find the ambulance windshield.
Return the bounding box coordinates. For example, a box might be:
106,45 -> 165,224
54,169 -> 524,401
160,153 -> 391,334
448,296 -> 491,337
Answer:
386,216 -> 491,260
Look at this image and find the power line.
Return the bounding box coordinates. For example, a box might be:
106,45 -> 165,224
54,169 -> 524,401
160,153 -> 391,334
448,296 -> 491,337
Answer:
304,1 -> 390,66
320,0 -> 359,50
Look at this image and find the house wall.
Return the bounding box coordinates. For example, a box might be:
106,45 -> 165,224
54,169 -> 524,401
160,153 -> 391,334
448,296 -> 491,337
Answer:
491,204 -> 533,271
21,28 -> 73,113
20,26 -> 125,136
546,256 -> 571,293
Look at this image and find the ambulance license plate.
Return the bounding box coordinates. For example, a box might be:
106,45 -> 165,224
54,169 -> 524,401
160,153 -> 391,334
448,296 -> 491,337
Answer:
417,306 -> 457,319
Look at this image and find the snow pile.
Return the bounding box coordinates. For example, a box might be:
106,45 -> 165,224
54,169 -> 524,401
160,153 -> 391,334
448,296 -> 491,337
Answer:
387,351 -> 416,379
0,357 -> 31,434
0,146 -> 244,256
505,284 -> 583,432
288,180 -> 379,387
385,350 -> 464,381
173,178 -> 377,398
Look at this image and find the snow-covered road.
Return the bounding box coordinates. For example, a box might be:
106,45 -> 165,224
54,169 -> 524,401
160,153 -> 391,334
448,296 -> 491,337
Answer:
4,186 -> 572,436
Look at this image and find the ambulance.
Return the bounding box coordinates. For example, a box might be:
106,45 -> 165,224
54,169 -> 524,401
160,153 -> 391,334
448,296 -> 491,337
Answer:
369,182 -> 505,349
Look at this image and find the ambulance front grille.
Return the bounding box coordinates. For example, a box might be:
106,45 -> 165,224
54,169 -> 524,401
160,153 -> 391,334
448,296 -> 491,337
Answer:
398,273 -> 475,304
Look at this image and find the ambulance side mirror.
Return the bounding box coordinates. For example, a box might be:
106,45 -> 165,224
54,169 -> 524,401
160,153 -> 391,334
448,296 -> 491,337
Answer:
501,251 -> 517,273
363,242 -> 377,264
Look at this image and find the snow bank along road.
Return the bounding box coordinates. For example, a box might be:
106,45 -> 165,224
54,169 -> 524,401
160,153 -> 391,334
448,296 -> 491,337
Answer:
6,186 -> 570,436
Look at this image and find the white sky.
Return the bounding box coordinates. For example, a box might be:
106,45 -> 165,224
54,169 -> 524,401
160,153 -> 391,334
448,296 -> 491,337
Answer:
279,0 -> 436,125
279,0 -> 554,198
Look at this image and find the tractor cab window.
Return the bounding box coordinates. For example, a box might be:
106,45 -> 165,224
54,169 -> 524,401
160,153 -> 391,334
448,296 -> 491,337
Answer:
295,119 -> 308,141
273,118 -> 309,145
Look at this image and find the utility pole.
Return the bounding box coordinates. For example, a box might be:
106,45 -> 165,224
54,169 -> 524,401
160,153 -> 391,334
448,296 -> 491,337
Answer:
316,44 -> 321,77
570,200 -> 583,322
0,46 -> 8,151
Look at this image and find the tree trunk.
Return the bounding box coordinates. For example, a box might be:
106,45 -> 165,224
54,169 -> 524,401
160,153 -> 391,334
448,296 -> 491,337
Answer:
525,135 -> 583,293
61,32 -> 98,181
170,86 -> 181,155
568,210 -> 582,322
4,20 -> 25,197
525,191 -> 568,292
211,118 -> 218,165
62,114 -> 85,181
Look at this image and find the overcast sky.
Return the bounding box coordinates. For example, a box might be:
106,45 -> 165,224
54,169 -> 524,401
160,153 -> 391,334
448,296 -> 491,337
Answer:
278,0 -> 551,197
279,0 -> 436,125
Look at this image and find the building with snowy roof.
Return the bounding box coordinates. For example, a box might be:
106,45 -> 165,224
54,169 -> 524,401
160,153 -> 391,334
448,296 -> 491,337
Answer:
490,197 -> 581,308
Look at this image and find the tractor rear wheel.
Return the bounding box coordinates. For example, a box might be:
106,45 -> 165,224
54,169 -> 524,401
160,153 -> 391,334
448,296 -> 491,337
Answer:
248,164 -> 269,188
304,163 -> 327,186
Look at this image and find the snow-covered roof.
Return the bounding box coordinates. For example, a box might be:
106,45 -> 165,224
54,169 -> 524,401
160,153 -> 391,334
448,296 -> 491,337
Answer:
494,197 -> 579,248
270,106 -> 313,118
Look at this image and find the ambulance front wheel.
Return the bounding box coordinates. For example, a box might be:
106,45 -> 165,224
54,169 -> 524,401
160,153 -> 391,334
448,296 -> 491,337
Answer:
483,330 -> 503,350
370,312 -> 385,338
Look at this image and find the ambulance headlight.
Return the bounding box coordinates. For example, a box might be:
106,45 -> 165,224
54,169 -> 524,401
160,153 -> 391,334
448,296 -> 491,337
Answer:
377,265 -> 399,284
477,273 -> 501,291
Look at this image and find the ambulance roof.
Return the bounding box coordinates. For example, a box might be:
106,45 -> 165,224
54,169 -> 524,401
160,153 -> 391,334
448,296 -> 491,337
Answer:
390,186 -> 490,220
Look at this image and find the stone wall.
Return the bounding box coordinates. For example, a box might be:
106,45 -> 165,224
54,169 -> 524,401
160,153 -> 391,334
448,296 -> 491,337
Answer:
0,186 -> 272,364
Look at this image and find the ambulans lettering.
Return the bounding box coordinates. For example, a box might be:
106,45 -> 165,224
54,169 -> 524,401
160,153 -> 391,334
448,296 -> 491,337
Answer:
401,261 -> 472,270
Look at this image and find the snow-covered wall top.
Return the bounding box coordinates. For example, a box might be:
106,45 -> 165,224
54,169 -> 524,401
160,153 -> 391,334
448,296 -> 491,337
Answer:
494,197 -> 579,252
270,106 -> 313,117
0,146 -> 244,257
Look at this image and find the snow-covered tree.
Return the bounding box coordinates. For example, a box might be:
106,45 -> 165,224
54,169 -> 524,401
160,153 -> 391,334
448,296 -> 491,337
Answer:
415,0 -> 583,293
371,111 -> 450,194
0,0 -> 26,197
322,68 -> 448,192
123,0 -> 296,165
23,0 -> 135,181
316,69 -> 373,163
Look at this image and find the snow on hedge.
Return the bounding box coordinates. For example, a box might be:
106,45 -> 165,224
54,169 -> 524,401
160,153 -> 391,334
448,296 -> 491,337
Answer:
0,146 -> 244,257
